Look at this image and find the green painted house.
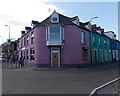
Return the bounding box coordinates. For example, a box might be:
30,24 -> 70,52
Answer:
90,25 -> 112,65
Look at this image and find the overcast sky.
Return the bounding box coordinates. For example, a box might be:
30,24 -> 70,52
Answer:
0,0 -> 119,44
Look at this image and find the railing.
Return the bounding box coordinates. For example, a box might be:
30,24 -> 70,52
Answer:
89,77 -> 120,96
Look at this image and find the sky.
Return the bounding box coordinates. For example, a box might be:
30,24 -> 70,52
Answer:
0,0 -> 119,45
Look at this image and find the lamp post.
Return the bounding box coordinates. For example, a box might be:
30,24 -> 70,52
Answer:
5,25 -> 11,64
89,16 -> 98,64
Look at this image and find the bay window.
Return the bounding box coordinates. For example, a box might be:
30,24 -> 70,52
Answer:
46,26 -> 64,41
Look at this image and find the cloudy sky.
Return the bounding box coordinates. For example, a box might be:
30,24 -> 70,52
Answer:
0,0 -> 119,44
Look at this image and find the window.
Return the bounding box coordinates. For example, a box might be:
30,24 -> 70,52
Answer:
46,26 -> 64,41
99,50 -> 103,62
104,39 -> 107,47
51,12 -> 59,23
93,35 -> 96,45
31,32 -> 34,44
26,50 -> 29,60
93,50 -> 98,61
104,50 -> 108,61
24,37 -> 26,46
53,17 -> 57,22
112,50 -> 115,59
27,35 -> 29,46
109,50 -> 112,61
21,39 -> 23,48
98,37 -> 101,45
83,49 -> 88,61
81,32 -> 85,44
30,48 -> 35,61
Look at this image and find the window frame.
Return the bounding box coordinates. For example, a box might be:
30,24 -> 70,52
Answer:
104,39 -> 107,47
30,48 -> 35,61
93,35 -> 96,45
31,32 -> 34,44
81,31 -> 85,44
46,26 -> 64,41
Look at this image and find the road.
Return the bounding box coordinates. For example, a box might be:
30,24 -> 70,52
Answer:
2,62 -> 119,94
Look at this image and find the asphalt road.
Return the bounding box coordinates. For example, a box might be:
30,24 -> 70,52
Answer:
2,62 -> 120,94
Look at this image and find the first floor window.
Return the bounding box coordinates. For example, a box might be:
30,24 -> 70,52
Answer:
27,35 -> 29,46
46,26 -> 64,41
31,32 -> 34,44
81,32 -> 85,44
30,48 -> 35,61
93,35 -> 96,45
83,49 -> 88,61
104,39 -> 107,47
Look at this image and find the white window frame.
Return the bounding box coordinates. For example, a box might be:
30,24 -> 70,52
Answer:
51,13 -> 59,23
46,26 -> 64,41
104,50 -> 108,61
112,50 -> 115,59
99,37 -> 101,45
99,50 -> 103,62
81,31 -> 85,44
104,39 -> 107,47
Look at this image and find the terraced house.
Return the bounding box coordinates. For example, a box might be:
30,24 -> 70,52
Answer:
104,31 -> 120,62
18,11 -> 91,67
90,25 -> 112,64
17,11 -> 120,68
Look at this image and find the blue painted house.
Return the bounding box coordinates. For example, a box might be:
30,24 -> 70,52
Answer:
116,40 -> 120,61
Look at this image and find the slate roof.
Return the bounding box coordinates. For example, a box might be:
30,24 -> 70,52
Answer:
39,13 -> 90,31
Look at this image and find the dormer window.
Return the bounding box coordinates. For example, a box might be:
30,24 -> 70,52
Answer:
53,17 -> 58,22
51,11 -> 59,23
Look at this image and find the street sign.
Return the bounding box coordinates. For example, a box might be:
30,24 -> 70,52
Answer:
7,39 -> 11,44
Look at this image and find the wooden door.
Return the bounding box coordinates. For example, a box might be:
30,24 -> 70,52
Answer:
52,53 -> 58,67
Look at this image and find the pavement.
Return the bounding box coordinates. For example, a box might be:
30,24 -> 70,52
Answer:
2,62 -> 120,94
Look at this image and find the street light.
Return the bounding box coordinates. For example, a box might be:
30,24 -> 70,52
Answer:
89,16 -> 98,64
5,25 -> 10,39
5,25 -> 11,63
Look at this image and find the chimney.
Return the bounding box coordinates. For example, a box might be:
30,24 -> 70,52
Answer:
101,28 -> 104,34
21,31 -> 25,37
25,27 -> 31,33
31,20 -> 39,28
97,26 -> 101,30
92,24 -> 96,28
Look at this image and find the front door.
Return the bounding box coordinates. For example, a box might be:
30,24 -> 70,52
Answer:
51,48 -> 60,67
52,53 -> 58,67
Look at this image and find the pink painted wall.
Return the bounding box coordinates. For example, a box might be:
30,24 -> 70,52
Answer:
18,25 -> 90,67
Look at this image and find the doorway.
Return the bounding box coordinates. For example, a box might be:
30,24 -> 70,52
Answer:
51,47 -> 60,67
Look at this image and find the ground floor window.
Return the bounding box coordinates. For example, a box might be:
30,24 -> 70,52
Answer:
104,50 -> 108,61
99,50 -> 103,62
26,50 -> 29,60
115,50 -> 118,61
108,50 -> 112,61
83,49 -> 88,61
112,50 -> 115,59
30,48 -> 35,61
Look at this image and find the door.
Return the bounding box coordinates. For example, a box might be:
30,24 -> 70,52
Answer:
52,53 -> 58,67
51,47 -> 60,67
